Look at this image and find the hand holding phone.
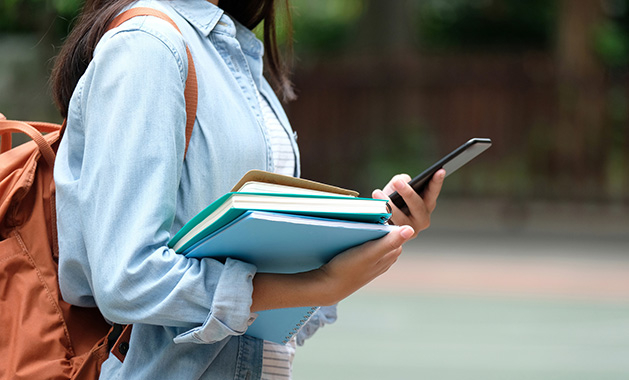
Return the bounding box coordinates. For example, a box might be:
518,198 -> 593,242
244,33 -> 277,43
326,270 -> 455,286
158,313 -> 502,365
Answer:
388,138 -> 492,214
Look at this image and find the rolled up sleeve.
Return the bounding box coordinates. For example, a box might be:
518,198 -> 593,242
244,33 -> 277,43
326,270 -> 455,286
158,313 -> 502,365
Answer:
174,258 -> 257,344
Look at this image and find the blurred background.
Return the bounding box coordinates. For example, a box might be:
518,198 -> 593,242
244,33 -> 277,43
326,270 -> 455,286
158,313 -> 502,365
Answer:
2,0 -> 628,378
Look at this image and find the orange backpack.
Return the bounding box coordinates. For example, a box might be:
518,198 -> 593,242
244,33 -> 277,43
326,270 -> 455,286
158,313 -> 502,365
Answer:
0,8 -> 197,379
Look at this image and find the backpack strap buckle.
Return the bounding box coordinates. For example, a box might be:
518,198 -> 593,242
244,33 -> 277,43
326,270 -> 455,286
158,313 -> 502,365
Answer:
107,324 -> 133,363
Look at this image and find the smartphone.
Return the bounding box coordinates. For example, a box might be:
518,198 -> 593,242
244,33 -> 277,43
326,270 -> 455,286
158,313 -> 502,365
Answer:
388,138 -> 492,214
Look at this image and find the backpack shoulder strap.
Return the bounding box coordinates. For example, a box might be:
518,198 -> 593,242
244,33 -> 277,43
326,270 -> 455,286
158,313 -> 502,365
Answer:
108,7 -> 198,158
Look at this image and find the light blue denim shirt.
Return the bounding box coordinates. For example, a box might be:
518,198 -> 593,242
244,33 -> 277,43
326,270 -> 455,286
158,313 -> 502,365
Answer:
54,1 -> 334,379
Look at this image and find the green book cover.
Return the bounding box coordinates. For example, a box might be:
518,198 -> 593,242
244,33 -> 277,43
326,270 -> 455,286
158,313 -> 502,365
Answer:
169,192 -> 391,253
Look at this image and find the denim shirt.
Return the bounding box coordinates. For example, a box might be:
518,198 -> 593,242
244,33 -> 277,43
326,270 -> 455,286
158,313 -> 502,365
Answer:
53,1 -> 327,378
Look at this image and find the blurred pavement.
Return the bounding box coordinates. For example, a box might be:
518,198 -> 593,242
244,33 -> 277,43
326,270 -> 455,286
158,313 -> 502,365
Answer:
293,199 -> 629,380
380,198 -> 629,302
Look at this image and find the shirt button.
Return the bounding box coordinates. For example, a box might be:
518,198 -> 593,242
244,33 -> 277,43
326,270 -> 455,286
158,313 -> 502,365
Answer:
118,342 -> 129,356
247,313 -> 258,326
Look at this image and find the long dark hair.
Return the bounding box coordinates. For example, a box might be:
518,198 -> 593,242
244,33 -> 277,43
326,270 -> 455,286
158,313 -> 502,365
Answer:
51,0 -> 295,118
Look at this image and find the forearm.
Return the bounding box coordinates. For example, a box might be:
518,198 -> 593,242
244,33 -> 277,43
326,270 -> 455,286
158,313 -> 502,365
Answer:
251,270 -> 332,312
250,226 -> 413,313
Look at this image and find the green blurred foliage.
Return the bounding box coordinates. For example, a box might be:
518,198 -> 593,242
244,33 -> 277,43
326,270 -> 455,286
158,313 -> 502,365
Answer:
289,0 -> 363,55
361,120 -> 439,192
594,20 -> 629,67
51,0 -> 81,15
0,0 -> 79,33
415,0 -> 557,51
3,0 -> 628,67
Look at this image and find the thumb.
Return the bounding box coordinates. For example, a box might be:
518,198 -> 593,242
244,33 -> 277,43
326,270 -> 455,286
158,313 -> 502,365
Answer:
383,225 -> 414,251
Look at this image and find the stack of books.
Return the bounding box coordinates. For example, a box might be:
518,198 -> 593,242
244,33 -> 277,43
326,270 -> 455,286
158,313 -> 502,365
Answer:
168,170 -> 394,344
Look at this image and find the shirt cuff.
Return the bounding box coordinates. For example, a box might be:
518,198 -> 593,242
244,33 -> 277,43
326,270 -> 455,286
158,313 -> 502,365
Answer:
173,258 -> 257,344
296,304 -> 338,346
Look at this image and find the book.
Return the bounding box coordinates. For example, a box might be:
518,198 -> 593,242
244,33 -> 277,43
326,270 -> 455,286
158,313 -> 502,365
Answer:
183,210 -> 394,272
236,181 -> 354,197
182,210 -> 395,343
230,169 -> 360,197
170,170 -> 393,343
169,175 -> 391,253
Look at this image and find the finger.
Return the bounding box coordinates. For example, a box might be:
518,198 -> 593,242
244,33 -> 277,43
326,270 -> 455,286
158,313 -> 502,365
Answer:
398,173 -> 412,183
422,169 -> 445,212
383,226 -> 414,251
342,226 -> 410,270
365,225 -> 413,258
372,189 -> 388,200
373,249 -> 402,278
382,174 -> 412,195
373,189 -> 406,225
374,188 -> 411,226
391,177 -> 427,215
376,245 -> 403,267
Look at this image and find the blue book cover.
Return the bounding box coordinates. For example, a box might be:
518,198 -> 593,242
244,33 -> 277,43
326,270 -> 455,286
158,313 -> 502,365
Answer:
182,210 -> 395,343
170,192 -> 391,253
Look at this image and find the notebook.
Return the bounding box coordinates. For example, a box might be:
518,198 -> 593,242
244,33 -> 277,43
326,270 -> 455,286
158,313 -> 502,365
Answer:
230,169 -> 360,197
170,170 -> 393,343
182,210 -> 395,343
169,192 -> 391,253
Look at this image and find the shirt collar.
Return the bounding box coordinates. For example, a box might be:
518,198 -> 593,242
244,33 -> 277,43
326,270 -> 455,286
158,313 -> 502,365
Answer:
169,0 -> 224,37
169,0 -> 263,58
232,20 -> 264,58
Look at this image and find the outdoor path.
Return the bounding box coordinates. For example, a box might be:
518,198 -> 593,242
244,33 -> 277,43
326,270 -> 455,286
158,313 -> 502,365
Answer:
293,199 -> 629,380
370,198 -> 629,301
373,228 -> 629,302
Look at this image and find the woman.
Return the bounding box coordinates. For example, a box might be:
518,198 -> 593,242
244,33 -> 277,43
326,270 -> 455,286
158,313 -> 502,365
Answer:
51,0 -> 445,378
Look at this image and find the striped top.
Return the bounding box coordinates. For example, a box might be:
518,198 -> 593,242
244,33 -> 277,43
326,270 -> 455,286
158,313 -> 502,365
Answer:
261,339 -> 297,380
256,90 -> 295,176
257,89 -> 298,379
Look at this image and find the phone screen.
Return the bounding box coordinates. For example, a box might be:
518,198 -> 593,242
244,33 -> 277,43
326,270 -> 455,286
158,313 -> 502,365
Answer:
388,138 -> 492,213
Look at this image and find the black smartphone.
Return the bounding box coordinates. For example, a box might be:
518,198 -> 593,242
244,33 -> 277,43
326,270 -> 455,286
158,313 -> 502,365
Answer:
388,138 -> 492,214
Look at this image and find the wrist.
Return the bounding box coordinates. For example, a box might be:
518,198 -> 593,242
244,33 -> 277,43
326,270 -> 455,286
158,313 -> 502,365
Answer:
313,266 -> 351,306
250,269 -> 334,313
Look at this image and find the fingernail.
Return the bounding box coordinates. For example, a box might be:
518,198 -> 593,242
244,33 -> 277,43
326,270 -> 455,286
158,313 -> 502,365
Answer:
393,179 -> 405,191
400,226 -> 414,239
